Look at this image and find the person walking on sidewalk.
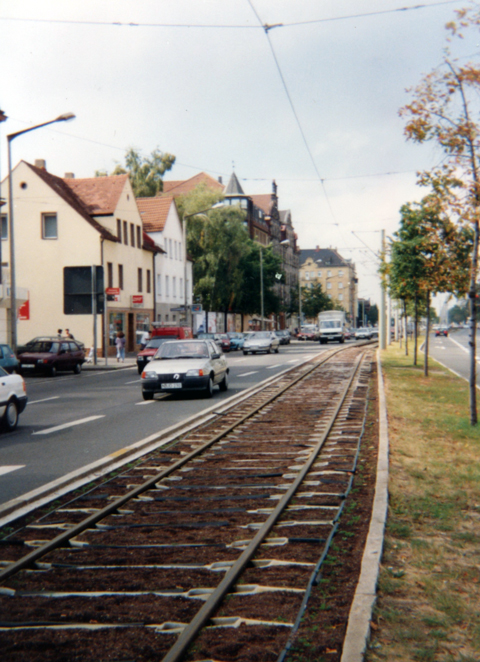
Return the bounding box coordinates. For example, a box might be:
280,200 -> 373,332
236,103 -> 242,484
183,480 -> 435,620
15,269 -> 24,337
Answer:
115,331 -> 126,362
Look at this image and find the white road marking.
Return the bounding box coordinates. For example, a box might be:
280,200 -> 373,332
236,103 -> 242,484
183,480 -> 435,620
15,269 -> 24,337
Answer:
287,359 -> 300,363
238,371 -> 258,377
33,415 -> 105,436
29,396 -> 60,405
135,400 -> 156,405
267,364 -> 284,370
0,465 -> 24,476
125,379 -> 141,384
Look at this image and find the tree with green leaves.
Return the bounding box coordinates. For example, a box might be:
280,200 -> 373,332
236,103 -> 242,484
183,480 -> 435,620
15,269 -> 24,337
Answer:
400,5 -> 480,420
96,147 -> 175,197
301,283 -> 334,320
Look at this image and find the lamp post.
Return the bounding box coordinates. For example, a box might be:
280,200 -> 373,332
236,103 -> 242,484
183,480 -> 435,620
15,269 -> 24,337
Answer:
7,112 -> 75,350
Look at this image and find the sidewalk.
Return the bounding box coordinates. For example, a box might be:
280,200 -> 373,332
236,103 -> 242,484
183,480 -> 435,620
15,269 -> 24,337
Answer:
82,353 -> 137,370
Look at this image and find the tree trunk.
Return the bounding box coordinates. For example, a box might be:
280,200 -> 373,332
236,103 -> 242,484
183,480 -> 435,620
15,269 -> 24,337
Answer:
424,291 -> 430,377
469,218 -> 479,425
404,299 -> 408,356
414,294 -> 418,366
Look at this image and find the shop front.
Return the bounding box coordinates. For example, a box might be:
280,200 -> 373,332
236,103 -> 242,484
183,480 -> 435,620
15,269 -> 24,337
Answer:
107,309 -> 153,356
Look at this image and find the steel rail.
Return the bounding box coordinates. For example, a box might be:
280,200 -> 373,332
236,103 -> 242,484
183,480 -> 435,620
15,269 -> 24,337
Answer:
161,351 -> 365,662
0,345 -> 352,583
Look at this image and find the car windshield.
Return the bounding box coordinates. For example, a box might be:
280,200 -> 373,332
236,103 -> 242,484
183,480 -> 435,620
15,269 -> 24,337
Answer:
156,341 -> 209,360
197,333 -> 215,339
321,321 -> 340,329
28,341 -> 59,353
250,332 -> 271,339
146,337 -> 177,349
227,333 -> 241,338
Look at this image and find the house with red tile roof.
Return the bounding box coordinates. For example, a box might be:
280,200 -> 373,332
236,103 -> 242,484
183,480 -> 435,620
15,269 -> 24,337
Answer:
136,197 -> 193,325
0,160 -> 163,355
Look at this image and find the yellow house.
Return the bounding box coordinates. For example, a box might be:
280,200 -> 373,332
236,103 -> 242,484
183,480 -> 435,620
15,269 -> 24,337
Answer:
0,160 -> 161,355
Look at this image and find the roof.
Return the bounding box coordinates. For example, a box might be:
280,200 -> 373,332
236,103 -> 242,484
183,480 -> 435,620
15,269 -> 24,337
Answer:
64,174 -> 129,215
137,197 -> 174,232
24,163 -> 119,242
224,172 -> 245,196
162,172 -> 223,197
299,248 -> 353,268
250,194 -> 275,215
142,230 -> 165,254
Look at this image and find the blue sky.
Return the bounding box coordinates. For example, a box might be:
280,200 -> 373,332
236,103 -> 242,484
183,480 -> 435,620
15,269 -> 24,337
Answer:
0,0 -> 476,305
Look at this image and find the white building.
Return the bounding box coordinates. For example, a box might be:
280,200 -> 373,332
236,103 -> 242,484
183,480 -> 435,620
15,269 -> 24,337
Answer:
136,196 -> 193,325
0,160 -> 161,354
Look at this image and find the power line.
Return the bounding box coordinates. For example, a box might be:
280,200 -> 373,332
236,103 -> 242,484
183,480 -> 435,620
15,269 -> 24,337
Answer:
0,1 -> 459,30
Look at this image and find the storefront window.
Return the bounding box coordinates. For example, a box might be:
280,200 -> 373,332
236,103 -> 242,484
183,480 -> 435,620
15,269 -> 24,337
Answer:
109,312 -> 125,347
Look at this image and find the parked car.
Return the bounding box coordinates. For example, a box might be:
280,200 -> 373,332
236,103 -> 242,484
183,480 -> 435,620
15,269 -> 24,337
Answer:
141,339 -> 229,400
435,327 -> 449,337
355,327 -> 372,340
0,365 -> 28,430
18,338 -> 85,376
227,332 -> 245,350
243,331 -> 280,355
0,344 -> 20,373
275,330 -> 290,345
215,334 -> 232,353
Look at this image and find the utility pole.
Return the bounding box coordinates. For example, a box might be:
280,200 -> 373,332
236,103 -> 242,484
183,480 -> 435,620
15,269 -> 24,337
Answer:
380,229 -> 387,350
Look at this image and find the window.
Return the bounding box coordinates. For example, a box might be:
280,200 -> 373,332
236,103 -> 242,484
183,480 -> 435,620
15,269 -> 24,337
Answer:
107,262 -> 113,288
157,274 -> 161,296
172,276 -> 176,298
180,277 -> 183,296
165,275 -> 169,297
338,282 -> 343,289
338,293 -> 344,301
146,269 -> 151,294
317,271 -> 322,277
130,223 -> 135,247
327,270 -> 332,277
136,225 -> 141,248
123,221 -> 128,245
305,272 -> 310,280
339,270 -> 344,276
117,219 -> 121,241
118,264 -> 124,290
179,241 -> 182,259
42,213 -> 57,239
1,214 -> 7,240
327,282 -> 332,290
174,241 -> 177,260
138,268 -> 143,292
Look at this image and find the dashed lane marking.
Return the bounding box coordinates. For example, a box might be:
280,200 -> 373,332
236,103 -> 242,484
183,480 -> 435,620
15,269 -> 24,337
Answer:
32,415 -> 105,436
266,364 -> 284,370
29,396 -> 60,405
125,379 -> 142,384
238,371 -> 259,377
0,466 -> 24,477
135,400 -> 157,405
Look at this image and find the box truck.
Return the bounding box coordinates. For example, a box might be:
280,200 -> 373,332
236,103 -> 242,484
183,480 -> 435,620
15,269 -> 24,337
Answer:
318,310 -> 346,344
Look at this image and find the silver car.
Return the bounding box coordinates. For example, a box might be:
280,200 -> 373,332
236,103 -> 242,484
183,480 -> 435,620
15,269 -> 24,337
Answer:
0,365 -> 28,430
243,331 -> 280,355
141,339 -> 229,400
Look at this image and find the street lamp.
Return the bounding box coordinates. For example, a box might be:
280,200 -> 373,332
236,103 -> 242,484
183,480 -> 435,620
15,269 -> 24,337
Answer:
182,202 -> 224,330
7,112 -> 75,350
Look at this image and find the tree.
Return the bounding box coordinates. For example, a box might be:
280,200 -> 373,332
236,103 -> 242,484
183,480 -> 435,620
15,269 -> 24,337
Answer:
301,284 -> 334,320
449,302 -> 469,324
400,6 -> 480,421
96,147 -> 175,197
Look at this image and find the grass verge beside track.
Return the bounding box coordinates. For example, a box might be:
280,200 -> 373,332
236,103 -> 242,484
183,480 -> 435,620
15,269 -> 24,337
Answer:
367,342 -> 480,662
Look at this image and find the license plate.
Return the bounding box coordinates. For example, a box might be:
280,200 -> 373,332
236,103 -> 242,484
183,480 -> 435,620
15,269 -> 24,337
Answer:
21,364 -> 34,369
161,383 -> 182,389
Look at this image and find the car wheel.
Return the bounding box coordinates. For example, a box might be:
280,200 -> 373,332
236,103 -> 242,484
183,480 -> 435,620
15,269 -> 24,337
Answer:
142,391 -> 154,401
73,363 -> 82,374
137,365 -> 143,375
204,377 -> 214,398
267,346 -> 271,354
219,372 -> 229,392
243,350 -> 248,355
275,346 -> 279,353
49,365 -> 57,377
4,400 -> 18,431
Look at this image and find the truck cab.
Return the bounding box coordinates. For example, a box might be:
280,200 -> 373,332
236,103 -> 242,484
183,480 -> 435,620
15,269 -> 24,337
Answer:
318,311 -> 346,344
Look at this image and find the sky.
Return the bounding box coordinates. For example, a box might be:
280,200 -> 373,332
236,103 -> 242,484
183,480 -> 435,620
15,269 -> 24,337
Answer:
1,0 -> 478,308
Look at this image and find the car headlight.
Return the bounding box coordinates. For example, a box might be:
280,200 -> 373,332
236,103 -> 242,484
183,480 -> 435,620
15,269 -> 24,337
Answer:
142,371 -> 157,379
186,369 -> 204,377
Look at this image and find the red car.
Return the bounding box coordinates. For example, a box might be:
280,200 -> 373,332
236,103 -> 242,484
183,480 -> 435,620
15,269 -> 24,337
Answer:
435,327 -> 448,337
19,337 -> 85,376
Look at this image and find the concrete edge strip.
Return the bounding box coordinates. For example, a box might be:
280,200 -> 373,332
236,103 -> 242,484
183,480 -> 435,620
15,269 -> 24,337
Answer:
0,356 -> 318,528
340,349 -> 389,662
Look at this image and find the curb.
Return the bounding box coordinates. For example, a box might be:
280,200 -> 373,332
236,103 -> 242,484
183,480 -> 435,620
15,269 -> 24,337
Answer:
340,349 -> 389,662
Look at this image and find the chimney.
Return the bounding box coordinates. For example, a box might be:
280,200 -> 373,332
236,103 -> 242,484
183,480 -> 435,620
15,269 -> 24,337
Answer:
218,176 -> 223,185
34,159 -> 46,170
64,172 -> 75,179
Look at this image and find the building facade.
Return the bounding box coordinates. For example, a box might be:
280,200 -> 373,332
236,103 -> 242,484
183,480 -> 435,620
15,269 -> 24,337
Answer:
299,247 -> 358,324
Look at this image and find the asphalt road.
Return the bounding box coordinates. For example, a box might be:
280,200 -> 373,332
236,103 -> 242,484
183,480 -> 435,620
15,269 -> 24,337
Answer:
428,328 -> 479,383
0,341 -> 330,507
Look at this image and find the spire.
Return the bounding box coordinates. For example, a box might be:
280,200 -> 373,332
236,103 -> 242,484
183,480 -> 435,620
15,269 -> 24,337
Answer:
224,171 -> 245,196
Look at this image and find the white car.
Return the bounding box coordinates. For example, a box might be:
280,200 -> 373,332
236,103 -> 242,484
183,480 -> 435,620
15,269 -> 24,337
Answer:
0,366 -> 28,430
355,327 -> 372,340
243,331 -> 280,355
141,339 -> 229,400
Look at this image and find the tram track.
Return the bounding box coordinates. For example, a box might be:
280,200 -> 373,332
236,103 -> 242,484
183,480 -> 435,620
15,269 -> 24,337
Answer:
0,343 -> 377,662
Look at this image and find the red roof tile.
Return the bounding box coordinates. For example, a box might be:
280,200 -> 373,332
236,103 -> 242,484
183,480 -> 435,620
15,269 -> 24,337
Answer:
136,197 -> 174,232
64,174 -> 129,215
250,194 -> 274,215
162,172 -> 223,197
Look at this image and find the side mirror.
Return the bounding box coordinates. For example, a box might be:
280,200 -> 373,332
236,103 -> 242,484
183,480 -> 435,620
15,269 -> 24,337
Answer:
212,353 -> 220,360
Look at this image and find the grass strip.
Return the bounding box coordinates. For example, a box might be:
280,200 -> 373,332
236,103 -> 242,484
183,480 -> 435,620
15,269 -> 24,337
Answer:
367,341 -> 480,662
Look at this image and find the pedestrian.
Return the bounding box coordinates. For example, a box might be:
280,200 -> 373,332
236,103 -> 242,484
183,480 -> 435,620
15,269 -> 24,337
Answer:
115,331 -> 126,363
57,329 -> 63,338
65,328 -> 74,339
140,328 -> 150,350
